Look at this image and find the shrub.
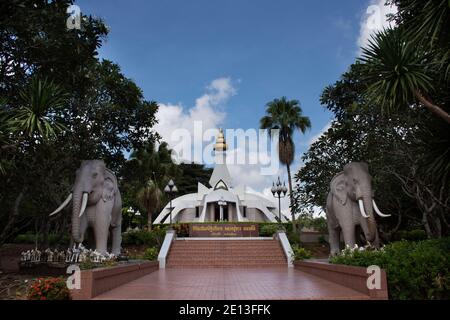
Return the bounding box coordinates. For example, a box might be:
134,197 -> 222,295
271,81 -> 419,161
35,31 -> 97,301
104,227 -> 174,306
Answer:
79,257 -> 118,270
172,223 -> 190,237
330,238 -> 450,300
259,224 -> 279,236
287,230 -> 301,245
143,247 -> 159,261
122,227 -> 166,248
27,277 -> 70,300
291,244 -> 312,261
298,216 -> 328,233
393,229 -> 427,242
318,235 -> 328,245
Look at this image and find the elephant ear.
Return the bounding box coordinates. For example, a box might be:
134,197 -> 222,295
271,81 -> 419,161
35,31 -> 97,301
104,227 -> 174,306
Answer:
102,169 -> 118,202
331,172 -> 347,206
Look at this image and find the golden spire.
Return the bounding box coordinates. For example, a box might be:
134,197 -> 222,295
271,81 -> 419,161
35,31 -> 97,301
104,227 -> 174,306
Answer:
214,128 -> 227,151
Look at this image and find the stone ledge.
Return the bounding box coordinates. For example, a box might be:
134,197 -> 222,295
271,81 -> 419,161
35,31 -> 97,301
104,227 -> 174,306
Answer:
70,261 -> 158,300
294,261 -> 388,300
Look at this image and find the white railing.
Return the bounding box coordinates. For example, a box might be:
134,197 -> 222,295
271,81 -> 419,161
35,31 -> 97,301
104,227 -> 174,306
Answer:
275,230 -> 294,267
157,229 -> 176,269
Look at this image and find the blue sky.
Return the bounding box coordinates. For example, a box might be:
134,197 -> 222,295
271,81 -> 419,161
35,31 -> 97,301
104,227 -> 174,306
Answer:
76,0 -> 394,215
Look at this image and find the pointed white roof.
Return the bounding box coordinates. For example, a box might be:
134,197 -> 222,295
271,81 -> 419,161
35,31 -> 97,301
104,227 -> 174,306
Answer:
209,129 -> 232,188
209,163 -> 232,188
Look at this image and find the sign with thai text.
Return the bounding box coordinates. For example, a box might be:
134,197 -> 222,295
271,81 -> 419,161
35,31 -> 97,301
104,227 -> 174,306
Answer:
189,223 -> 259,237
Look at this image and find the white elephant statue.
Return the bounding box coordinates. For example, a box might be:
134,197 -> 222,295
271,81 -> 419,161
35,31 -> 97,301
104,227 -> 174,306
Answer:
49,160 -> 123,255
326,162 -> 390,255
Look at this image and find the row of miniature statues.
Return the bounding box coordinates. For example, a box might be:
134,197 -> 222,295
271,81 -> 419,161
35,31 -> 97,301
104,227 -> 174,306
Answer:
20,244 -> 116,264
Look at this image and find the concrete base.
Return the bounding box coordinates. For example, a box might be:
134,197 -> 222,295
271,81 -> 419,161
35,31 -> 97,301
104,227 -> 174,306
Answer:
294,260 -> 388,300
70,261 -> 158,300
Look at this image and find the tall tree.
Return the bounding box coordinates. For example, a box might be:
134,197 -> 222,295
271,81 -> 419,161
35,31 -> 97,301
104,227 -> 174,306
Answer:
260,97 -> 311,231
136,179 -> 162,231
0,1 -> 159,245
293,62 -> 449,240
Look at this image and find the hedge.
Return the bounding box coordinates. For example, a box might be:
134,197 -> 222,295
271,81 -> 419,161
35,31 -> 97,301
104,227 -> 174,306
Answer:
330,238 -> 450,300
121,227 -> 166,249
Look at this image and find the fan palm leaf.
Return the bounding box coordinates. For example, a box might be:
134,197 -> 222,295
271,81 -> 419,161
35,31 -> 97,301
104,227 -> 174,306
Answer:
359,28 -> 450,124
13,77 -> 67,139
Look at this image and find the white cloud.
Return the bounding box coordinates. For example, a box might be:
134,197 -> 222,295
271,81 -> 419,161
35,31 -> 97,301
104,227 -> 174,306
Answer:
154,77 -> 236,162
357,0 -> 397,55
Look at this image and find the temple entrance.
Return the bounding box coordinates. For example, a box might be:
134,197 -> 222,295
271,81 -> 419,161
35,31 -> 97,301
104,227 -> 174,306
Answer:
214,203 -> 229,221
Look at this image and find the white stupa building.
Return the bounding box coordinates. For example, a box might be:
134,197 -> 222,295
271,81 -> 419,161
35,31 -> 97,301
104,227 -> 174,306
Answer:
154,129 -> 288,224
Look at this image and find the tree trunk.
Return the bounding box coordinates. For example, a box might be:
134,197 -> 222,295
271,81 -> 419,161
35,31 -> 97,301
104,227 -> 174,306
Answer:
286,163 -> 297,233
422,212 -> 433,239
147,208 -> 152,231
0,189 -> 25,246
415,91 -> 450,124
42,220 -> 51,248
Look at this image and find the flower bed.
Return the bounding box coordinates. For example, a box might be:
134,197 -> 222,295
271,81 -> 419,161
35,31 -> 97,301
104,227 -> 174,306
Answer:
27,277 -> 70,300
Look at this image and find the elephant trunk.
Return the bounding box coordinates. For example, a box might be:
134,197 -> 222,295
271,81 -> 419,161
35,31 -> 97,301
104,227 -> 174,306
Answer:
71,188 -> 84,243
361,195 -> 376,243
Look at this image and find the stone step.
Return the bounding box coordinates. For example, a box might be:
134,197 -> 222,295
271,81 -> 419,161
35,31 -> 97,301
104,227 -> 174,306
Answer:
166,239 -> 287,267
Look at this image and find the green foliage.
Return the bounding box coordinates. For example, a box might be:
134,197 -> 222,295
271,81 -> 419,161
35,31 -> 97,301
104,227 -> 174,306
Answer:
13,77 -> 67,139
298,216 -> 328,233
318,235 -> 328,245
393,229 -> 427,242
259,224 -> 279,236
172,223 -> 190,237
260,96 -> 311,232
330,238 -> 450,299
292,60 -> 449,239
360,28 -> 434,112
79,257 -> 118,270
78,258 -> 97,271
122,228 -> 166,248
143,247 -> 159,261
291,244 -> 312,261
176,163 -> 213,195
120,142 -> 213,230
260,96 -> 311,166
0,1 -> 159,246
286,230 -> 300,246
13,233 -> 70,245
27,277 -> 70,300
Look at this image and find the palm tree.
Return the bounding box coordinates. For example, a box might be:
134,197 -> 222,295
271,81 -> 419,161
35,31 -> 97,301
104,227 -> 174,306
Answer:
13,77 -> 67,138
359,28 -> 450,124
136,178 -> 163,230
260,97 -> 311,231
398,0 -> 450,79
129,142 -> 180,229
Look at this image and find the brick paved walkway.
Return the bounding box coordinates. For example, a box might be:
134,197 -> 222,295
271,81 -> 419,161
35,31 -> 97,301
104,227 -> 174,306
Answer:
94,267 -> 370,300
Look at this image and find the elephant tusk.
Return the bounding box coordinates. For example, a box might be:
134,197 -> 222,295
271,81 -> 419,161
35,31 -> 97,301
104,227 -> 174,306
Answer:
49,193 -> 73,216
373,200 -> 391,217
79,193 -> 88,218
358,199 -> 370,218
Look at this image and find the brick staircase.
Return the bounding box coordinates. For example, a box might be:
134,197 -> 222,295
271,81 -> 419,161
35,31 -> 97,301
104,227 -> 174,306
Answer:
166,239 -> 287,268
